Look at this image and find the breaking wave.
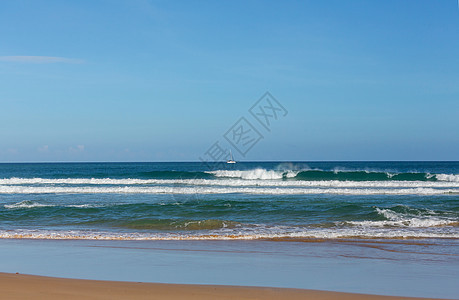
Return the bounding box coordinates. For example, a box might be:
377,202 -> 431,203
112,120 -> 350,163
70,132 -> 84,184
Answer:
345,206 -> 458,228
2,169 -> 458,183
0,226 -> 457,240
4,200 -> 54,209
209,169 -> 298,180
208,169 -> 459,182
0,185 -> 457,195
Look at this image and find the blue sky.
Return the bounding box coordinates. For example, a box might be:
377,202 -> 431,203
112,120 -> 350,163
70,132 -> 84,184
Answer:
1,0 -> 458,162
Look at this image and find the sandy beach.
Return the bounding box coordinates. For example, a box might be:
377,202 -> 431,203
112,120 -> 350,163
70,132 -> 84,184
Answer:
1,272 -> 439,300
2,0 -> 458,298
1,238 -> 457,299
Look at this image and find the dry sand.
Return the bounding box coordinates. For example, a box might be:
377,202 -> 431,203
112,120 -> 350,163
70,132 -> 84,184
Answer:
0,272 -> 440,300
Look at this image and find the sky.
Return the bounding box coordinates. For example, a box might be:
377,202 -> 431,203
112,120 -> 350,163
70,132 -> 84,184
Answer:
0,0 -> 458,162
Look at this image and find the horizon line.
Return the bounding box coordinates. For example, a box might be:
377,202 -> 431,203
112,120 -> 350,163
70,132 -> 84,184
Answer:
0,160 -> 458,164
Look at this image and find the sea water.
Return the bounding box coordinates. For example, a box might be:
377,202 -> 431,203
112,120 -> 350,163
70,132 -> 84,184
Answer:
0,161 -> 458,240
1,161 -> 458,298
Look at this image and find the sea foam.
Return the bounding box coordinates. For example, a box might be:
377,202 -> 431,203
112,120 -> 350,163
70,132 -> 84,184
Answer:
0,226 -> 457,241
1,177 -> 459,188
345,207 -> 458,228
0,185 -> 457,195
209,168 -> 298,180
4,200 -> 54,209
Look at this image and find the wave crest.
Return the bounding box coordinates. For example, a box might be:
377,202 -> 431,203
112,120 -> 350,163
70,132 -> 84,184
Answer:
4,200 -> 54,209
209,168 -> 298,180
345,206 -> 458,228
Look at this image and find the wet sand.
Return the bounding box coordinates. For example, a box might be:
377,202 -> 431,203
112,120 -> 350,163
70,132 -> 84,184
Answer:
0,272 -> 436,300
0,238 -> 457,299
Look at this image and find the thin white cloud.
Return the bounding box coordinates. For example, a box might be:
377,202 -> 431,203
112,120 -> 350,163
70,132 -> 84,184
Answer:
0,56 -> 84,64
37,145 -> 50,153
69,145 -> 85,153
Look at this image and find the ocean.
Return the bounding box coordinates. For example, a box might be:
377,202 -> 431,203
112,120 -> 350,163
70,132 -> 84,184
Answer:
1,161 -> 458,241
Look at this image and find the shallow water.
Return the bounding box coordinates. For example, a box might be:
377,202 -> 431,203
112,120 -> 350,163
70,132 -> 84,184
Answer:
0,238 -> 457,298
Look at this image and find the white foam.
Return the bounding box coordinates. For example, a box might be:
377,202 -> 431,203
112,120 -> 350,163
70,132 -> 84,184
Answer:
3,201 -> 112,209
66,204 -> 105,208
209,169 -> 298,180
0,226 -> 457,241
179,179 -> 459,188
345,208 -> 458,228
4,201 -> 54,209
0,177 -> 158,185
436,174 -> 459,182
0,185 -> 457,195
2,176 -> 459,189
1,174 -> 459,196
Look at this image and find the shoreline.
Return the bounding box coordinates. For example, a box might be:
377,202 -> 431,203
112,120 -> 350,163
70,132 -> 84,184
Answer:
1,238 -> 457,299
0,272 -> 442,300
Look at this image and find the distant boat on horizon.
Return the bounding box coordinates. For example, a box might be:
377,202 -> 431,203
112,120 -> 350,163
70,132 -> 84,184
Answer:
227,149 -> 236,164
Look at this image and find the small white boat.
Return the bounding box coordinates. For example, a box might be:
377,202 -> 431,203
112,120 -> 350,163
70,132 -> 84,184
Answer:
227,149 -> 236,164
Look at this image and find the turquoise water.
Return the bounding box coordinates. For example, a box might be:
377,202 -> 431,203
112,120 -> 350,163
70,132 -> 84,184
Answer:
0,162 -> 458,240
